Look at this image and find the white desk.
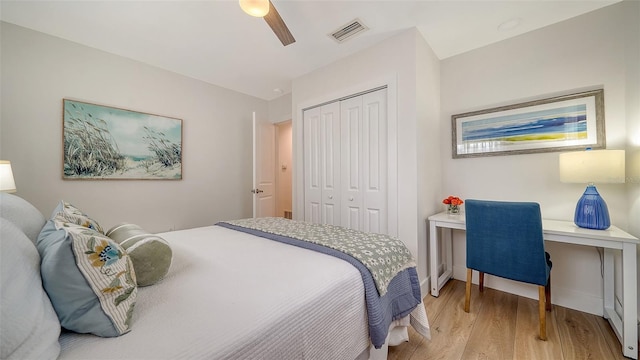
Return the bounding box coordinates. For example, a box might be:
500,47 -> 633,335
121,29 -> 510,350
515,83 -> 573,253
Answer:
428,211 -> 639,359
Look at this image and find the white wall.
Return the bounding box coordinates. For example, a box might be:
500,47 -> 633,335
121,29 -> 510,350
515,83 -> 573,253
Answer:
268,93 -> 292,124
620,0 -> 640,326
291,28 -> 441,291
440,1 -> 638,316
416,33 -> 443,288
1,22 -> 268,233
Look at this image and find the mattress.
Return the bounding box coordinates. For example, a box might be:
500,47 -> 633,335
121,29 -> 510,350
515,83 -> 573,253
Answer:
58,225 -> 370,359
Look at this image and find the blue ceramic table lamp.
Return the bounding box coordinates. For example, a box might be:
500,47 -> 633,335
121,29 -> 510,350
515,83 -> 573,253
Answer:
559,149 -> 625,230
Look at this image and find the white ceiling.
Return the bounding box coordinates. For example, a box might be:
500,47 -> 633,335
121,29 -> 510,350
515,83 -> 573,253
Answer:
0,0 -> 621,101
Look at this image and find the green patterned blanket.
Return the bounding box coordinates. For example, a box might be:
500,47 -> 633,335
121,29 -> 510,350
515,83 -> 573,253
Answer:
220,217 -> 415,296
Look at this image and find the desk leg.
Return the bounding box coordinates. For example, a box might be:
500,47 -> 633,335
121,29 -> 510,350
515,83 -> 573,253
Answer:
603,249 -> 614,319
445,229 -> 453,283
429,223 -> 454,297
430,222 -> 440,297
622,243 -> 638,359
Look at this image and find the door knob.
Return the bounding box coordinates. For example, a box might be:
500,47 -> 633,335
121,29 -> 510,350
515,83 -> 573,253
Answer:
349,197 -> 354,201
328,195 -> 333,199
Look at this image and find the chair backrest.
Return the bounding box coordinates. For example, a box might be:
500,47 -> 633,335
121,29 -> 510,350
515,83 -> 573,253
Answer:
465,199 -> 548,286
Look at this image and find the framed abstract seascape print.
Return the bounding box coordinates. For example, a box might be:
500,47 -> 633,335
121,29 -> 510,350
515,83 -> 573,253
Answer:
63,99 -> 182,179
451,89 -> 605,158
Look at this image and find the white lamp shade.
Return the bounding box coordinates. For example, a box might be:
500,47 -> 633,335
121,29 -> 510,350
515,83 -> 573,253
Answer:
630,150 -> 640,183
239,0 -> 270,17
0,160 -> 17,193
559,149 -> 625,184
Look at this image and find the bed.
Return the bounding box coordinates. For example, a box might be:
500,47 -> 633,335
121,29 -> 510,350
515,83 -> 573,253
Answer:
0,193 -> 430,360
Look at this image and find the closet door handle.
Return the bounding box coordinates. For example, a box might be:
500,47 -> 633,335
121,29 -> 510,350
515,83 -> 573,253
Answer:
349,197 -> 354,201
328,195 -> 333,199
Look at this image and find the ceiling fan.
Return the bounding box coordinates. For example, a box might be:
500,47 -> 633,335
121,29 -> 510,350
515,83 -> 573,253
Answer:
239,0 -> 296,46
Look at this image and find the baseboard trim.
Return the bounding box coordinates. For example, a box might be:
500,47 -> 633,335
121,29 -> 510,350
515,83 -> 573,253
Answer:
420,277 -> 430,301
452,264 -> 603,316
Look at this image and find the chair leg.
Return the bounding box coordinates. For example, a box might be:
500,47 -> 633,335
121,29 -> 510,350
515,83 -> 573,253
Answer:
479,271 -> 485,292
538,285 -> 547,341
464,268 -> 472,313
545,275 -> 552,312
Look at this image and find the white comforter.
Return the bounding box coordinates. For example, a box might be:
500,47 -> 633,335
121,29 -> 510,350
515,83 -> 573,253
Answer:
59,225 -> 371,359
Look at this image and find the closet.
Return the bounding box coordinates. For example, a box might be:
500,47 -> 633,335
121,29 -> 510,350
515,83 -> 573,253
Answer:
303,88 -> 389,234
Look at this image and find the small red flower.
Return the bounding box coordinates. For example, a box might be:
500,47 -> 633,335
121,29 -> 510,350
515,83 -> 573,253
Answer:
442,196 -> 463,206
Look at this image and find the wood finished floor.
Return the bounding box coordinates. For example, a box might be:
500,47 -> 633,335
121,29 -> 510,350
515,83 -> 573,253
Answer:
388,279 -> 633,360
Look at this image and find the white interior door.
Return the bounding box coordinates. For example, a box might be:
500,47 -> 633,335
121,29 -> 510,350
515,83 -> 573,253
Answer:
320,102 -> 341,225
340,96 -> 363,230
303,107 -> 322,223
361,89 -> 387,234
303,103 -> 341,225
252,112 -> 275,218
302,87 -> 388,233
340,88 -> 387,233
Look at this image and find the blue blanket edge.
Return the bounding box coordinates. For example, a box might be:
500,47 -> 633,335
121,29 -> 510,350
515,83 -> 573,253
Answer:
216,221 -> 422,348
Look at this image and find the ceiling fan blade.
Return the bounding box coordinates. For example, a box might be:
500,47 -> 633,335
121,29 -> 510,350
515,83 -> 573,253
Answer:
264,0 -> 295,46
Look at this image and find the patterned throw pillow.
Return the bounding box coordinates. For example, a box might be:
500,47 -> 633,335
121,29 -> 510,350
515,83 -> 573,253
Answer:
52,200 -> 104,233
106,223 -> 172,287
37,218 -> 137,337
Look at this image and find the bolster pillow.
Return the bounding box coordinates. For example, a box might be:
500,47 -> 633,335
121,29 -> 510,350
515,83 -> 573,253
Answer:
106,223 -> 172,287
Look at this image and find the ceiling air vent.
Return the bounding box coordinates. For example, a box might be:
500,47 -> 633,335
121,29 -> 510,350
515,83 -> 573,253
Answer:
329,19 -> 368,43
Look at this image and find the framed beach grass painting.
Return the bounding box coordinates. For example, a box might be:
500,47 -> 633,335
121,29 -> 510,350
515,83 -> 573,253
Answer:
451,89 -> 605,158
63,99 -> 182,179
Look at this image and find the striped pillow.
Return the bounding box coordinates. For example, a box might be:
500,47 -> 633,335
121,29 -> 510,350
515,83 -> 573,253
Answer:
54,201 -> 104,234
37,219 -> 137,337
106,224 -> 172,287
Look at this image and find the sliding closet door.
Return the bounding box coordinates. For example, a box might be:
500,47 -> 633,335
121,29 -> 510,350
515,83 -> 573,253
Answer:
361,89 -> 387,234
303,107 -> 322,223
303,102 -> 341,225
340,88 -> 387,233
340,96 -> 363,230
320,102 -> 341,225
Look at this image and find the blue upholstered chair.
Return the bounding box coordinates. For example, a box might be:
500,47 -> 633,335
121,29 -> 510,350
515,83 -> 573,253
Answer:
464,199 -> 552,340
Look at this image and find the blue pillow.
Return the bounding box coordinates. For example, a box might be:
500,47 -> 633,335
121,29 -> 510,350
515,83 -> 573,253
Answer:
1,218 -> 60,360
0,193 -> 46,244
37,217 -> 137,337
